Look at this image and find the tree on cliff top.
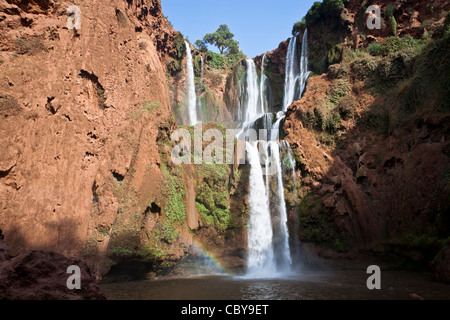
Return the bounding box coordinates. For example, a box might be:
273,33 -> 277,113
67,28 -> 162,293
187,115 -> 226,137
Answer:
201,24 -> 240,55
305,0 -> 349,26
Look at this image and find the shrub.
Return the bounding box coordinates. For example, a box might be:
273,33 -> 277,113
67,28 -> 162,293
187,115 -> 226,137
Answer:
292,18 -> 306,36
206,51 -> 226,69
338,95 -> 357,120
14,36 -> 47,55
195,39 -> 208,53
368,42 -> 382,56
385,4 -> 397,36
328,79 -> 351,104
142,100 -> 160,113
352,57 -> 378,80
327,44 -> 344,65
305,0 -> 348,27
379,35 -> 422,56
327,63 -> 348,79
205,50 -> 244,70
323,112 -> 341,133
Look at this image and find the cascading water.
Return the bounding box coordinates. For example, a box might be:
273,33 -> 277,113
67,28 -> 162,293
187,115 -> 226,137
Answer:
237,54 -> 295,277
282,29 -> 310,111
243,59 -> 261,123
269,141 -> 292,272
298,29 -> 310,100
282,36 -> 298,111
185,41 -> 198,125
259,54 -> 268,115
197,55 -> 204,122
246,141 -> 276,276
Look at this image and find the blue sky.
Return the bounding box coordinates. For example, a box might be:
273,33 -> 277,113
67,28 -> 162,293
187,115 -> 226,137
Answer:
161,0 -> 318,58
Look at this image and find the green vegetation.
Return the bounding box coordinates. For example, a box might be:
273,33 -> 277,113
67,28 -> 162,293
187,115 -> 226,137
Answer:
14,36 -> 47,55
205,50 -> 244,70
162,167 -> 186,227
297,194 -> 352,252
201,24 -> 240,55
131,100 -> 161,120
142,100 -> 160,113
328,79 -> 351,104
163,15 -> 174,28
385,4 -> 397,36
395,30 -> 450,115
368,42 -> 382,56
166,33 -> 186,75
327,44 -> 344,65
195,39 -> 208,53
376,35 -> 425,57
304,0 -> 349,27
292,18 -> 306,36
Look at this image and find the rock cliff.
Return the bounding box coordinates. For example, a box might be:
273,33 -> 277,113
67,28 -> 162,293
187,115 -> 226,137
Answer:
281,0 -> 450,280
0,0 -> 248,280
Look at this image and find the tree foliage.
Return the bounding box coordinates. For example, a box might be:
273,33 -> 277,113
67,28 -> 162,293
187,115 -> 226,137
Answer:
202,24 -> 240,55
292,17 -> 306,36
195,39 -> 208,53
305,0 -> 348,26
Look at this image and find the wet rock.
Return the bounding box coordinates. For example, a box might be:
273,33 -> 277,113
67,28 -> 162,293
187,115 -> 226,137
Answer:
0,249 -> 106,300
432,242 -> 450,283
0,242 -> 10,262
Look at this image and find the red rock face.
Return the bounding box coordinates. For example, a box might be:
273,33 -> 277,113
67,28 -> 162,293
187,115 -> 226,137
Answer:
0,0 -> 176,277
0,247 -> 106,300
282,4 -> 449,272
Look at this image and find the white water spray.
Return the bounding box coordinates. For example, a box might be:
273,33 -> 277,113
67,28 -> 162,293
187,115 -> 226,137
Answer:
298,29 -> 310,100
282,30 -> 310,111
243,59 -> 261,123
270,142 -> 292,271
246,141 -> 275,276
259,54 -> 268,115
283,37 -> 298,111
185,41 -> 198,125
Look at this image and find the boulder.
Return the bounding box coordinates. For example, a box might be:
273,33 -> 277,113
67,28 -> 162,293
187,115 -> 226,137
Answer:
0,249 -> 106,300
0,242 -> 10,262
433,241 -> 450,283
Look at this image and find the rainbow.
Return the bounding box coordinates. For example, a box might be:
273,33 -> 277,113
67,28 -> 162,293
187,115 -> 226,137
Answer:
187,242 -> 228,275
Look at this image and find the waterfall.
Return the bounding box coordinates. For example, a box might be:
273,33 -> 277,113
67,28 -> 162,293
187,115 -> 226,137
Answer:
233,55 -> 300,277
270,141 -> 292,272
185,41 -> 198,125
282,36 -> 298,111
243,59 -> 260,123
200,55 -> 204,83
259,54 -> 268,115
298,29 -> 311,100
197,55 -> 204,122
246,141 -> 276,276
282,29 -> 310,111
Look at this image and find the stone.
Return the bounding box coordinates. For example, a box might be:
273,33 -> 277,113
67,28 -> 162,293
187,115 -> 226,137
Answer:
0,249 -> 106,300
